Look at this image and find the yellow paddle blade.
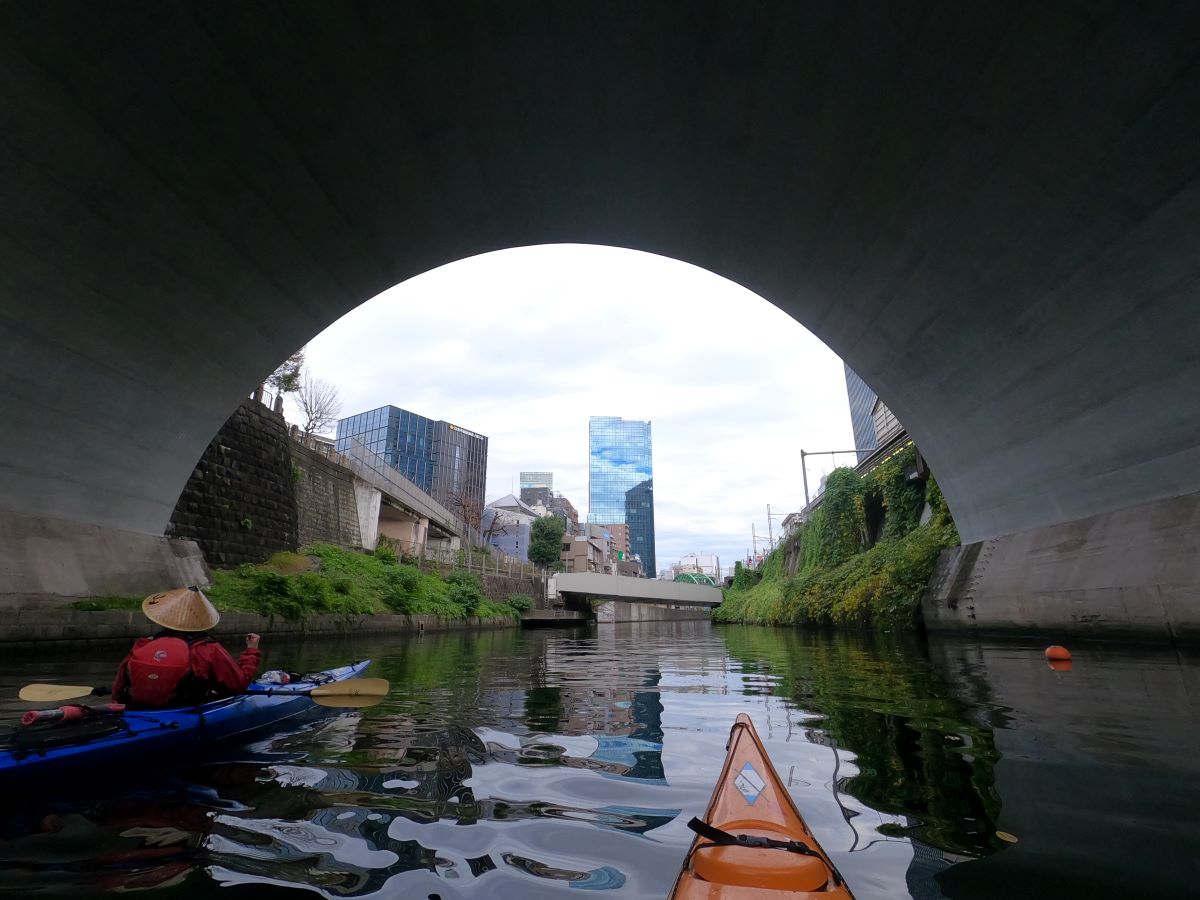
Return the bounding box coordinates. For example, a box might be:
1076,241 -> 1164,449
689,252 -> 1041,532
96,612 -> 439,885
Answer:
311,692 -> 385,708
19,683 -> 98,702
309,678 -> 389,699
308,677 -> 389,709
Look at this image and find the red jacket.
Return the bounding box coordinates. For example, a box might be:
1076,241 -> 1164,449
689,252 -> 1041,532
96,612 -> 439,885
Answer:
113,634 -> 261,707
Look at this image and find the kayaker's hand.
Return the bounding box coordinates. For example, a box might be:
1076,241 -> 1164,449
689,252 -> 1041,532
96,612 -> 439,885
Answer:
246,633 -> 261,650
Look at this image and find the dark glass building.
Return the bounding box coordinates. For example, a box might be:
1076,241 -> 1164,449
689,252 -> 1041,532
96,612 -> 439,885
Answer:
844,364 -> 879,462
336,405 -> 488,513
624,478 -> 656,575
518,471 -> 553,508
588,416 -> 655,573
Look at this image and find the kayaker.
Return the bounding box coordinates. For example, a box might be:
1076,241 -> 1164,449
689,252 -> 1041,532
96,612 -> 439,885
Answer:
111,587 -> 261,708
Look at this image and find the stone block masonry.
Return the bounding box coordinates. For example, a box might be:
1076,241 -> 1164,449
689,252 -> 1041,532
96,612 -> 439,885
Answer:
167,399 -> 299,567
291,440 -> 363,550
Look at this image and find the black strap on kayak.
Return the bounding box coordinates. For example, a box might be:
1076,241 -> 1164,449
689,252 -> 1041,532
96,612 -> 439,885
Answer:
687,817 -> 845,886
687,817 -> 819,855
687,817 -> 846,886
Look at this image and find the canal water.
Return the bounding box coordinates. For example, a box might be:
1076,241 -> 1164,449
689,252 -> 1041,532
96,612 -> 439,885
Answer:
1,622 -> 1198,898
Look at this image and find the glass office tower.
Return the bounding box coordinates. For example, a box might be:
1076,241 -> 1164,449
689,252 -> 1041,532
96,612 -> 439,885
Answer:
844,364 -> 878,462
588,416 -> 655,573
519,471 -> 553,508
336,405 -> 488,513
625,478 -> 656,575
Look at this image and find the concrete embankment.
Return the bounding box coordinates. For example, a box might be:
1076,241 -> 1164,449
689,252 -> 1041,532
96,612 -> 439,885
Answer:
0,603 -> 518,648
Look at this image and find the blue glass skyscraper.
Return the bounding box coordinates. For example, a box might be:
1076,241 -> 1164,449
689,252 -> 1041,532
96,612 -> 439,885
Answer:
588,416 -> 655,574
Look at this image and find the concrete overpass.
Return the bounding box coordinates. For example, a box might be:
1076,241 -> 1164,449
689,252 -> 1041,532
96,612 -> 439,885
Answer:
1,3 -> 1199,627
552,574 -> 722,608
552,573 -> 721,625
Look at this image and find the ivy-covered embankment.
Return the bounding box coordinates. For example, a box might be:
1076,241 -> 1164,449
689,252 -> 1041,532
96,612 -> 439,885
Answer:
715,446 -> 960,629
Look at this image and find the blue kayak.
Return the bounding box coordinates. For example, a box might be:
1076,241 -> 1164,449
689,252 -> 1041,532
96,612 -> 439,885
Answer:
0,660 -> 371,790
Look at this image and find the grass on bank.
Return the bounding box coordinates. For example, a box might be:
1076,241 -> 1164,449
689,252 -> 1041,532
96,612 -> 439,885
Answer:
714,445 -> 960,630
72,543 -> 535,623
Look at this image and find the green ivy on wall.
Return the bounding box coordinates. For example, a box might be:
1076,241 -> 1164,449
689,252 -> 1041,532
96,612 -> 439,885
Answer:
716,447 -> 960,630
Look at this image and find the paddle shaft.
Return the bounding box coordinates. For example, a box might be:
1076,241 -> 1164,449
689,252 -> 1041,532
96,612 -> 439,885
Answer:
19,677 -> 387,705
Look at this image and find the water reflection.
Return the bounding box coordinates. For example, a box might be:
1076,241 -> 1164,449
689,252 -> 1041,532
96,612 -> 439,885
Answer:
0,623 -> 1197,898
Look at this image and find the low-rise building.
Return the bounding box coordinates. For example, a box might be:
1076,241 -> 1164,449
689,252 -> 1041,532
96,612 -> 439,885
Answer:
482,493 -> 538,562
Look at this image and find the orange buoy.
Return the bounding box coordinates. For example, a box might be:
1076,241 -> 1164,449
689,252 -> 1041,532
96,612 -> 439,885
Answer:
1046,659 -> 1073,672
1044,645 -> 1071,661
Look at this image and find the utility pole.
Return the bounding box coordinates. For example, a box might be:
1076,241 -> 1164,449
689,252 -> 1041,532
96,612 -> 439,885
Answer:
752,523 -> 767,558
800,448 -> 863,506
800,450 -> 810,508
767,504 -> 789,550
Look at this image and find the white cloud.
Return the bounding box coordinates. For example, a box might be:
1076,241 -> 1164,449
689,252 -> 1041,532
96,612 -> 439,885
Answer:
283,244 -> 854,573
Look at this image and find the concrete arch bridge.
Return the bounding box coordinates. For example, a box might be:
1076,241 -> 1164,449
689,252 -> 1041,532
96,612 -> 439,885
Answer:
1,3 -> 1198,636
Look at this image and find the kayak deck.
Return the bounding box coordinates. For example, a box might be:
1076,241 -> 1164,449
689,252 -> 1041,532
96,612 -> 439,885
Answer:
1,659 -> 371,789
670,713 -> 854,899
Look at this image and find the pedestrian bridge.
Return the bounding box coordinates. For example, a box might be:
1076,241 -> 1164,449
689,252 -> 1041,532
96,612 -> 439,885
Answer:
552,574 -> 722,609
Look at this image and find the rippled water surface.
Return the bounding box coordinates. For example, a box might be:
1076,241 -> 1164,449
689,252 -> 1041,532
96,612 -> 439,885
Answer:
2,623 -> 1198,898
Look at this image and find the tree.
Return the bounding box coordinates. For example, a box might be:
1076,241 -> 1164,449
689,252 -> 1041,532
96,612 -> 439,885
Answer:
528,515 -> 566,568
448,493 -> 486,564
266,346 -> 306,394
481,508 -> 510,543
296,370 -> 342,436
449,493 -> 485,537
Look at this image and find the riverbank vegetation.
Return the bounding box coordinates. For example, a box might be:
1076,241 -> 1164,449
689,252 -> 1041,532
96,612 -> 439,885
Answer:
715,445 -> 959,629
73,543 -> 533,622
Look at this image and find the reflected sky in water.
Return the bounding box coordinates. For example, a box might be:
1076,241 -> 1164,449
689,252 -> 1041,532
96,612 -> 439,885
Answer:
1,623 -> 1198,898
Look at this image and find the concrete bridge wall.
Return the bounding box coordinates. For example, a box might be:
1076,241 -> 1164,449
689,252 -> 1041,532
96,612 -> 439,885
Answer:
595,600 -> 711,624
923,489 -> 1200,641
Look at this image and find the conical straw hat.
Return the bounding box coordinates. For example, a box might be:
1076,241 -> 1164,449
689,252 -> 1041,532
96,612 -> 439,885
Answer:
142,587 -> 220,632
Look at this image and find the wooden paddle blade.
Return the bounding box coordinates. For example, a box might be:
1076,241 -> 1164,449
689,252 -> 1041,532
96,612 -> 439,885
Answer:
19,683 -> 98,702
311,692 -> 385,708
309,677 -> 389,699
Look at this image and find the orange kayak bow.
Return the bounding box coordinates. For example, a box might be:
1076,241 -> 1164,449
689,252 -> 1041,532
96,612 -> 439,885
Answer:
669,713 -> 855,898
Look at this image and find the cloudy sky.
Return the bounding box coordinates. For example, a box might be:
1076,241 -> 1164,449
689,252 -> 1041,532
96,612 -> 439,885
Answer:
282,244 -> 856,574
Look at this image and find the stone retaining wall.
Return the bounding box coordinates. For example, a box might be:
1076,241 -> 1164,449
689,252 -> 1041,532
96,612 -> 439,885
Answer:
291,440 -> 363,550
167,399 -> 298,567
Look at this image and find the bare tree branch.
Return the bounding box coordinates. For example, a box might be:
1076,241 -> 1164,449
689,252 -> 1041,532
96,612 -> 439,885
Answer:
482,509 -> 510,542
297,370 -> 342,436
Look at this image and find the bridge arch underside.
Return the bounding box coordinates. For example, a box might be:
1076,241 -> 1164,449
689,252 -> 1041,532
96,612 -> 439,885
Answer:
1,3 -> 1198,562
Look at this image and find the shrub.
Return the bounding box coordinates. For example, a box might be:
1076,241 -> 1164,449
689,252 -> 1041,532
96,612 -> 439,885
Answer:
374,545 -> 399,566
505,593 -> 534,613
